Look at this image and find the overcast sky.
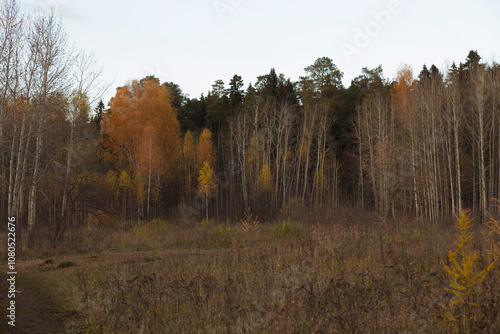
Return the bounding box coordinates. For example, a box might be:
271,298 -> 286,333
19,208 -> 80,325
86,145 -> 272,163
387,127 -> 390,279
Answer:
18,0 -> 500,104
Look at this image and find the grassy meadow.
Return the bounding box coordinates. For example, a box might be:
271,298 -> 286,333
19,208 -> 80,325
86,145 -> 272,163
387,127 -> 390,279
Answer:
2,207 -> 500,333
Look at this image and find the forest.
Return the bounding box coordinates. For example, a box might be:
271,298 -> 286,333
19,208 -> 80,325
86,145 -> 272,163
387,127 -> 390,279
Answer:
2,4 -> 500,247
2,1 -> 500,333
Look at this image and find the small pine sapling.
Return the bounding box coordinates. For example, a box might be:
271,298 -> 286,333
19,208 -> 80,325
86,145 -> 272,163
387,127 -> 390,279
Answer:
438,210 -> 495,333
240,207 -> 259,235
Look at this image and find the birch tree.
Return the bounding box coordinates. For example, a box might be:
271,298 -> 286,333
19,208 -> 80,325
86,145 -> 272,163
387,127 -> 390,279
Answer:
58,52 -> 102,240
26,11 -> 73,246
1,0 -> 23,221
468,64 -> 491,220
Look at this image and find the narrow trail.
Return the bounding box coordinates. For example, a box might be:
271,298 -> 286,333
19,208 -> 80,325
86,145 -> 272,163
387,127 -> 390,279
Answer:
1,277 -> 68,333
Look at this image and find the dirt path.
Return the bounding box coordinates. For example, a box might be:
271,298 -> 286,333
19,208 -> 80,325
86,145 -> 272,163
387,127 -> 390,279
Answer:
1,278 -> 67,333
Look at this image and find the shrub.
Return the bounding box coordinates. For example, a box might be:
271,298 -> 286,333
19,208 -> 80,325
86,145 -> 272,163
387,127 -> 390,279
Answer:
57,261 -> 76,269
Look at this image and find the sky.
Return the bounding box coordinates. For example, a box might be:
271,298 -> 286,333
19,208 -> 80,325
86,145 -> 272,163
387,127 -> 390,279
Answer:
16,0 -> 500,105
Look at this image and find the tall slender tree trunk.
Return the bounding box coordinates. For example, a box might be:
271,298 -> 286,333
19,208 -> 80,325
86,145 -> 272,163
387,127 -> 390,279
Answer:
59,120 -> 75,240
358,122 -> 364,209
409,120 -> 419,217
478,108 -> 487,221
28,116 -> 45,247
453,103 -> 463,214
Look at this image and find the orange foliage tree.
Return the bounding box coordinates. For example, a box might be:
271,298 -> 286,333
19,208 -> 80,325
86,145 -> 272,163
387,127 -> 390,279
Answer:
102,79 -> 181,217
197,128 -> 215,169
392,64 -> 414,120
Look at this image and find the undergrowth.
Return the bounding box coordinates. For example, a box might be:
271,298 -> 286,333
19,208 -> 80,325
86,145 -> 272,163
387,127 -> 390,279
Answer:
4,207 -> 500,333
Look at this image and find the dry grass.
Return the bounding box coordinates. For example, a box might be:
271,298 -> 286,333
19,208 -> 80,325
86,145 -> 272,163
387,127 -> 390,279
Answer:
3,208 -> 500,333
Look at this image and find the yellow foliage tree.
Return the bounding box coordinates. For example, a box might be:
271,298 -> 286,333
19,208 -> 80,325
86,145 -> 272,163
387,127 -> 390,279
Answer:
439,211 -> 495,333
198,161 -> 217,221
118,170 -> 133,193
258,163 -> 272,192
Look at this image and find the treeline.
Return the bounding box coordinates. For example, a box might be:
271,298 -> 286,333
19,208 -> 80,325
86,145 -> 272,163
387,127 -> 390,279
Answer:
101,51 -> 500,225
1,0 -> 499,249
